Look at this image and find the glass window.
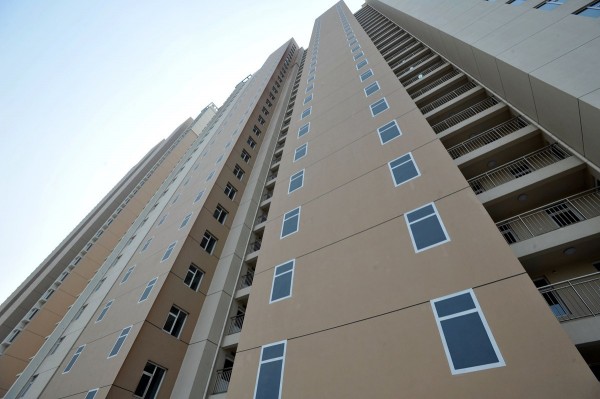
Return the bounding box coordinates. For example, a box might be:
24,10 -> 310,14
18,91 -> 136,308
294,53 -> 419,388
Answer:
351,45 -> 361,53
378,120 -> 402,144
360,69 -> 373,82
254,341 -> 287,399
108,326 -> 132,358
184,264 -> 204,291
241,150 -> 251,163
141,237 -> 152,253
307,75 -> 315,84
370,98 -> 389,116
270,260 -> 295,302
405,203 -> 450,252
507,0 -> 526,4
139,277 -> 158,302
200,231 -> 218,254
356,59 -> 368,70
253,125 -> 262,136
63,345 -> 85,373
353,51 -> 364,61
216,154 -> 224,164
576,0 -> 600,16
364,81 -> 380,97
206,170 -> 215,181
536,0 -> 565,10
224,183 -> 237,200
281,207 -> 301,238
96,300 -> 114,322
294,143 -> 308,162
233,164 -> 245,180
304,93 -> 313,104
17,374 -> 38,398
301,107 -> 312,120
84,389 -> 98,399
305,83 -> 314,93
180,213 -> 193,229
163,306 -> 187,338
288,170 -> 305,194
161,241 -> 177,262
134,362 -> 166,399
298,123 -> 310,138
247,137 -> 257,149
194,190 -> 205,204
213,204 -> 229,224
388,153 -> 420,186
349,39 -> 358,47
431,289 -> 505,374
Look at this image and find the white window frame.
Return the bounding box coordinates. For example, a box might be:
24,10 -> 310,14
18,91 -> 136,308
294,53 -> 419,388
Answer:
270,260 -> 295,303
107,325 -> 132,358
353,51 -> 364,61
388,152 -> 420,186
304,93 -> 313,105
378,120 -> 402,145
158,213 -> 168,225
356,59 -> 368,70
63,345 -> 85,373
206,170 -> 215,181
305,83 -> 314,93
140,237 -> 153,253
139,277 -> 158,303
163,305 -> 188,338
280,207 -> 301,239
194,189 -> 205,204
161,241 -> 177,262
200,231 -> 218,254
121,265 -> 136,284
431,289 -> 505,374
179,213 -> 193,230
364,81 -> 380,97
184,264 -> 204,291
300,107 -> 312,120
96,299 -> 114,323
288,170 -> 305,194
84,389 -> 99,399
253,340 -> 287,399
298,123 -> 310,138
370,98 -> 389,117
294,143 -> 308,162
360,69 -> 373,82
404,202 -> 450,253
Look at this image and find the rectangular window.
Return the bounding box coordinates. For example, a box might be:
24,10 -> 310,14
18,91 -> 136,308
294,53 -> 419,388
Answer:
576,0 -> 600,17
213,204 -> 229,224
254,341 -> 287,399
262,106 -> 269,116
258,115 -> 266,125
180,213 -> 192,229
364,81 -> 380,97
216,154 -> 224,164
163,305 -> 187,338
139,277 -> 158,302
194,190 -> 205,203
349,39 -> 358,46
96,300 -> 114,322
108,326 -> 132,358
304,93 -> 313,104
26,307 -> 39,321
134,362 -> 166,399
253,125 -> 262,136
536,0 -> 565,10
241,150 -> 251,163
200,231 -> 218,254
300,107 -> 312,120
356,59 -> 368,70
184,264 -> 204,291
49,336 -> 64,356
360,69 -> 373,82
353,51 -> 364,61
307,75 -> 315,84
140,237 -> 154,252
224,183 -> 237,200
378,120 -> 402,144
206,170 -> 215,181
351,45 -> 361,53
389,153 -> 420,187
405,203 -> 450,252
161,242 -> 177,262
281,207 -> 301,238
298,123 -> 310,138
171,194 -> 180,204
288,170 -> 305,193
93,278 -> 105,293
431,289 -> 505,374
294,143 -> 307,162
17,374 -> 37,398
305,83 -> 313,93
233,164 -> 245,180
63,345 -> 85,373
247,137 -> 257,149
270,260 -> 295,303
370,98 -> 389,116
7,329 -> 20,343
84,389 -> 98,399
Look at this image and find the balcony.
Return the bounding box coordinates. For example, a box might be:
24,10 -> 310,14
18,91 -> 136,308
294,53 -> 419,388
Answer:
496,188 -> 600,246
432,97 -> 500,134
402,60 -> 446,87
238,272 -> 254,289
409,69 -> 461,100
467,143 -> 571,195
397,55 -> 438,81
447,116 -> 530,160
212,368 -> 232,395
420,81 -> 479,116
227,313 -> 245,335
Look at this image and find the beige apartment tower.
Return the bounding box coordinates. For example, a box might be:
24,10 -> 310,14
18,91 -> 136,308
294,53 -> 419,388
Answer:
2,1 -> 600,398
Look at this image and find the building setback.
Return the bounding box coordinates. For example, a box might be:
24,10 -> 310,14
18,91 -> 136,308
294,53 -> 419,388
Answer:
4,1 -> 600,398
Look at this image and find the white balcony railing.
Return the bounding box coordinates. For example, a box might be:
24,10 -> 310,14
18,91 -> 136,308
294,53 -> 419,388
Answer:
538,272 -> 600,322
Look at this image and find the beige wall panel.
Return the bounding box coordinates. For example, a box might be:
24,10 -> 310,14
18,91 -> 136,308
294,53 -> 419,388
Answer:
23,307 -> 62,337
0,356 -> 27,397
472,47 -> 506,100
4,329 -> 45,360
580,89 -> 600,166
43,288 -> 75,315
496,60 -> 539,122
169,236 -> 216,296
241,190 -> 525,350
454,39 -> 482,81
231,275 -> 598,399
530,76 -> 584,153
58,271 -> 89,297
85,241 -> 111,265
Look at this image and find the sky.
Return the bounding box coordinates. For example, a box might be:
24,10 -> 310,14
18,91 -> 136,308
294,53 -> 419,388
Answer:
0,0 -> 364,304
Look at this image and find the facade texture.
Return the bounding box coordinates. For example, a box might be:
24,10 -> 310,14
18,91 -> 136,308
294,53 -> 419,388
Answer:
2,1 -> 600,398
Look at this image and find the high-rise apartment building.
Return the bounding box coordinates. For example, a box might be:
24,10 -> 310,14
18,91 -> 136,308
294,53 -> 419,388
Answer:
2,1 -> 600,398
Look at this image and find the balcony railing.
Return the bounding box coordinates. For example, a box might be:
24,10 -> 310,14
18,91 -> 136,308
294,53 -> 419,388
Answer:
432,97 -> 499,134
390,47 -> 424,70
212,368 -> 232,394
267,172 -> 278,181
419,81 -> 478,114
496,188 -> 600,244
447,116 -> 529,159
262,192 -> 273,201
271,155 -> 282,165
538,272 -> 600,322
396,55 -> 434,78
402,60 -> 444,86
248,240 -> 262,253
468,143 -> 570,194
228,313 -> 245,335
256,214 -> 267,224
410,69 -> 460,99
238,272 -> 254,289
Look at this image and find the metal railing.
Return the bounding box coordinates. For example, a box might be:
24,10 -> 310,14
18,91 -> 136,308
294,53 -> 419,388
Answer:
238,272 -> 254,289
419,81 -> 478,114
410,69 -> 460,99
271,155 -> 282,165
262,191 -> 273,201
396,55 -> 434,78
212,368 -> 233,394
255,214 -> 267,224
402,60 -> 445,86
468,143 -> 570,194
248,240 -> 262,253
432,97 -> 499,133
267,172 -> 278,181
391,47 -> 424,71
447,116 -> 529,159
381,33 -> 411,57
538,272 -> 600,322
227,313 -> 245,335
496,188 -> 600,244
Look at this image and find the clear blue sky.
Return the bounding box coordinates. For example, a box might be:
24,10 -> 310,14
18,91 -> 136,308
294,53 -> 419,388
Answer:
0,0 -> 363,304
